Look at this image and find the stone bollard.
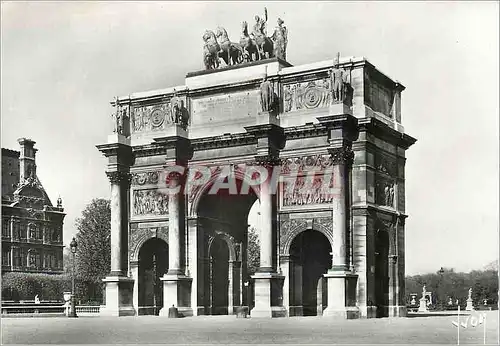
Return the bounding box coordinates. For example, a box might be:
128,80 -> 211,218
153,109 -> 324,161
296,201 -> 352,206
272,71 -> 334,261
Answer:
168,305 -> 178,318
236,306 -> 249,318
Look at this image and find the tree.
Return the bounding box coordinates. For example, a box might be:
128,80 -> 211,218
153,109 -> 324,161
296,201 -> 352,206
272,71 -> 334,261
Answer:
247,227 -> 260,275
74,198 -> 111,303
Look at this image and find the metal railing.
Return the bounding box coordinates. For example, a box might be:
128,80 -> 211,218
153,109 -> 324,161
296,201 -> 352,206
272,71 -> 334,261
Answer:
1,304 -> 100,316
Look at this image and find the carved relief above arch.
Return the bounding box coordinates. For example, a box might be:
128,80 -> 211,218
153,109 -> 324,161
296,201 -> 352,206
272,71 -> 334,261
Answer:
279,217 -> 334,255
129,225 -> 169,262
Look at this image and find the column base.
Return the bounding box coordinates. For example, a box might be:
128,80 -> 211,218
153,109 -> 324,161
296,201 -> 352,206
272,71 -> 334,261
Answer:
388,305 -> 407,317
159,274 -> 192,317
323,271 -> 359,319
357,305 -> 378,318
323,306 -> 360,319
250,272 -> 285,318
100,276 -> 135,317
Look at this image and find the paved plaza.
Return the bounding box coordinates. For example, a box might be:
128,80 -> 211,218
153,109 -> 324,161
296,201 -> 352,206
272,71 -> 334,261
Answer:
2,311 -> 499,344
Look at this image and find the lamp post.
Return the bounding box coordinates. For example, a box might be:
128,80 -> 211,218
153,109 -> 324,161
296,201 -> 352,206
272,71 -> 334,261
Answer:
69,237 -> 78,318
437,267 -> 444,310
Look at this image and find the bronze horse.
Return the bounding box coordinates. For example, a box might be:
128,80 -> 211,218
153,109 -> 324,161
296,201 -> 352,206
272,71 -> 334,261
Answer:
203,30 -> 220,70
215,27 -> 244,66
240,21 -> 259,62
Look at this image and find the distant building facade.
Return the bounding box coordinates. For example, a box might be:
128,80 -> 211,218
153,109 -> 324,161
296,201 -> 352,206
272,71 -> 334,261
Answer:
1,138 -> 65,274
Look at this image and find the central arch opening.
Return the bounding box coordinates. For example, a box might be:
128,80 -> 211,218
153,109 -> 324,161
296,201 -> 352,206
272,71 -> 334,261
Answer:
196,177 -> 258,315
138,238 -> 168,315
289,229 -> 332,316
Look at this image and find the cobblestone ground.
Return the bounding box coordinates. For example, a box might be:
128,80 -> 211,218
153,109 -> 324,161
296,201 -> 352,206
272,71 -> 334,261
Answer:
2,311 -> 499,344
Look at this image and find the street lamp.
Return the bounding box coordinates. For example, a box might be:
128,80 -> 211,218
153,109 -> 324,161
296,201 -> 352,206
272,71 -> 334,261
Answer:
69,237 -> 78,318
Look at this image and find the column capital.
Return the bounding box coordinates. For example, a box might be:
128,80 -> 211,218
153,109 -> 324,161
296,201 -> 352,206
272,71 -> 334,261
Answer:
106,171 -> 132,185
328,146 -> 354,166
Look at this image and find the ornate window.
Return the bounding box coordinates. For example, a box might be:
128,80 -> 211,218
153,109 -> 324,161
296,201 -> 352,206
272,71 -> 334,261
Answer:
2,218 -> 10,238
52,227 -> 61,243
28,223 -> 41,240
2,248 -> 10,266
19,222 -> 27,240
27,249 -> 41,269
12,221 -> 20,240
12,248 -> 21,267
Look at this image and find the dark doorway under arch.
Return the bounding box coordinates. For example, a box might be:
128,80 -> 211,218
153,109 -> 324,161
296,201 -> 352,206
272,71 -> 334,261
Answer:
289,230 -> 332,316
209,237 -> 230,315
138,238 -> 168,315
374,230 -> 389,318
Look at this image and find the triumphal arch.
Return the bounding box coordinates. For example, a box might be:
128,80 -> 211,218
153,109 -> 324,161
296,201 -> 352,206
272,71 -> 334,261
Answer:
97,13 -> 416,318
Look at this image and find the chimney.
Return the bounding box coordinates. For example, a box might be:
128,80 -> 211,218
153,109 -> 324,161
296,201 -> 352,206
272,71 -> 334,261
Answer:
18,138 -> 37,181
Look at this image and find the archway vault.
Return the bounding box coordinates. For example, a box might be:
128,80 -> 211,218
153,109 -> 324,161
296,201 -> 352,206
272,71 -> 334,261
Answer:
188,164 -> 261,217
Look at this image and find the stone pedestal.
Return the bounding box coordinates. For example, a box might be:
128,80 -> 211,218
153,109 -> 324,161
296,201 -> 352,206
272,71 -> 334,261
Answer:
418,297 -> 428,312
465,298 -> 474,311
323,271 -> 359,319
329,102 -> 352,116
159,274 -> 193,317
256,111 -> 279,126
250,272 -> 286,318
107,133 -> 130,145
100,276 -> 135,316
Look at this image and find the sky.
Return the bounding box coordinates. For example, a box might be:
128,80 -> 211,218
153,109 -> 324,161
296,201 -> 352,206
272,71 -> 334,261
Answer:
1,1 -> 498,275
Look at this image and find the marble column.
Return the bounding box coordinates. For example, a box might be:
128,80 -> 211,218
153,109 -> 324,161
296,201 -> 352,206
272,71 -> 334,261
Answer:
323,146 -> 359,319
108,171 -> 125,276
160,172 -> 192,317
251,164 -> 285,318
167,173 -> 181,275
100,171 -> 135,317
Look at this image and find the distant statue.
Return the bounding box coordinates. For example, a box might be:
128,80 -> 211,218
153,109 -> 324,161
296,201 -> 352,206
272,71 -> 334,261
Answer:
112,97 -> 123,134
329,53 -> 345,103
56,196 -> 62,208
468,288 -> 472,299
250,7 -> 274,60
240,21 -> 259,62
422,285 -> 426,297
178,100 -> 190,131
271,18 -> 288,61
259,75 -> 275,112
34,295 -> 40,304
203,30 -> 220,70
216,26 -> 244,66
170,92 -> 181,124
384,184 -> 392,206
389,185 -> 395,207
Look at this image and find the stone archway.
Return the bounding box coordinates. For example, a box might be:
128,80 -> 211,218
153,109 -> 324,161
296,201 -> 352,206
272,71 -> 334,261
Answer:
288,229 -> 332,316
196,176 -> 257,315
137,238 -> 168,315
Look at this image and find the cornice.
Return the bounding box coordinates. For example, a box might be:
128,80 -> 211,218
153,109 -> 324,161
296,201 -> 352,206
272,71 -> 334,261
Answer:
357,117 -> 416,150
191,133 -> 256,151
284,123 -> 328,140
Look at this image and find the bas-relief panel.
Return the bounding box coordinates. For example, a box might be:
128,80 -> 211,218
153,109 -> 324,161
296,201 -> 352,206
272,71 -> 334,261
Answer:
282,78 -> 331,113
190,90 -> 260,126
281,175 -> 336,207
131,95 -> 189,133
132,189 -> 169,216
